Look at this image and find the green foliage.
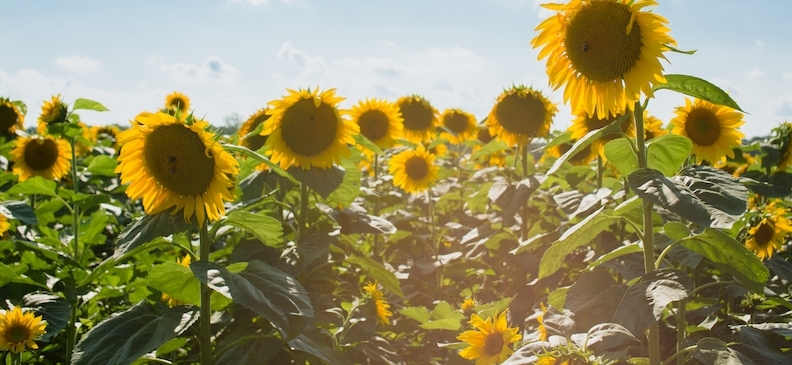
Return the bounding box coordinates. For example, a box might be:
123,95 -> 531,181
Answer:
654,74 -> 745,112
72,98 -> 109,112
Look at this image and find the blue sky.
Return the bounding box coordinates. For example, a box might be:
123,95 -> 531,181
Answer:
2,0 -> 791,138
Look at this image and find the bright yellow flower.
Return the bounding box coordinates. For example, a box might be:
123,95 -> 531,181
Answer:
396,95 -> 439,144
459,297 -> 480,314
238,108 -> 271,171
746,203 -> 792,260
532,0 -> 676,119
457,311 -> 522,365
544,140 -> 596,166
37,94 -> 69,133
388,145 -> 439,194
115,112 -> 239,227
487,86 -> 557,147
165,91 -> 191,114
670,97 -> 744,164
537,303 -> 549,341
262,87 -> 358,170
440,108 -> 478,145
568,110 -> 634,160
363,282 -> 392,325
10,135 -> 72,182
0,306 -> 47,354
349,98 -> 403,150
0,213 -> 9,237
643,111 -> 668,141
161,254 -> 192,307
0,98 -> 24,136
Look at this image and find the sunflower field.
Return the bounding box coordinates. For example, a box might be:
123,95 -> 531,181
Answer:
2,1 -> 792,365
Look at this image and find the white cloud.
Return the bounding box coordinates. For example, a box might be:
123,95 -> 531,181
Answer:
55,55 -> 102,72
148,56 -> 239,84
755,39 -> 765,48
783,73 -> 792,81
747,69 -> 765,78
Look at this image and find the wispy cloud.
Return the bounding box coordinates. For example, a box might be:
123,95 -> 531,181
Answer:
55,55 -> 102,72
148,56 -> 239,84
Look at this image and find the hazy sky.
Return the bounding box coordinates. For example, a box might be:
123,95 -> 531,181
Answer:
2,0 -> 791,138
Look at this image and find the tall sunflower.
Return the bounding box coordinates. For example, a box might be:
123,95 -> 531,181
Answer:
440,109 -> 478,145
457,311 -> 522,365
349,98 -> 403,151
0,98 -> 24,136
10,135 -> 72,182
37,95 -> 69,133
745,203 -> 792,260
388,145 -> 439,194
643,111 -> 668,141
532,0 -> 676,119
165,91 -> 191,114
487,86 -> 557,147
396,95 -> 439,144
363,281 -> 392,325
162,254 -> 192,307
262,88 -> 359,170
0,306 -> 47,354
115,112 -> 239,227
568,110 -> 634,159
670,97 -> 744,164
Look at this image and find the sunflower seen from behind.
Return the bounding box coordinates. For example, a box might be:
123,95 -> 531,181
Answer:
396,95 -> 439,144
0,306 -> 47,354
440,108 -> 478,145
363,281 -> 392,325
670,97 -> 744,164
745,202 -> 791,260
115,112 -> 239,227
388,145 -> 439,194
532,0 -> 676,119
10,135 -> 72,182
0,98 -> 24,137
37,95 -> 69,133
349,98 -> 403,151
262,87 -> 359,170
487,86 -> 557,147
165,91 -> 191,115
457,310 -> 522,365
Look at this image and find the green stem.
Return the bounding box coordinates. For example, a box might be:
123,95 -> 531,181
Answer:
689,280 -> 737,297
521,145 -> 529,241
663,345 -> 697,365
298,183 -> 309,239
70,136 -> 80,262
676,299 -> 687,365
199,224 -> 212,365
655,240 -> 680,269
427,188 -> 443,287
597,155 -> 603,189
65,295 -> 78,363
373,155 -> 381,253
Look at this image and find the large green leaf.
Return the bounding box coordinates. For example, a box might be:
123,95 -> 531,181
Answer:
289,331 -> 348,365
191,260 -> 314,340
604,139 -> 638,176
223,211 -> 283,247
585,323 -> 641,355
470,138 -> 509,160
0,200 -> 38,225
643,269 -> 693,318
0,262 -> 18,287
347,254 -> 404,298
22,293 -> 71,342
585,244 -> 642,272
692,338 -> 756,365
87,155 -> 118,177
317,204 -> 396,235
646,134 -> 692,176
679,228 -> 769,293
223,143 -> 296,182
7,176 -> 58,197
546,113 -> 631,175
278,231 -> 336,276
72,98 -> 109,112
740,171 -> 792,198
114,210 -> 197,257
353,134 -> 384,156
148,261 -> 200,306
326,158 -> 362,207
72,301 -> 198,365
653,75 -> 745,112
287,165 -> 346,199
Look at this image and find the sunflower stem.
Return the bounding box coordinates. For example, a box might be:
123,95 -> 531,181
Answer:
65,293 -> 78,363
426,188 -> 443,287
676,299 -> 687,365
199,223 -> 213,365
373,155 -> 381,254
70,136 -> 80,262
298,183 -> 309,239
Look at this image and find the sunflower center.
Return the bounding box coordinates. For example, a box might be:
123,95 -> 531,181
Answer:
280,98 -> 339,156
0,104 -> 19,132
144,124 -> 216,196
170,98 -> 186,111
243,114 -> 270,151
404,156 -> 429,180
478,128 -> 493,144
483,333 -> 505,357
495,93 -> 546,136
754,221 -> 775,247
399,100 -> 434,132
358,110 -> 390,142
444,113 -> 470,134
565,1 -> 643,82
685,108 -> 721,146
7,324 -> 29,343
24,138 -> 60,171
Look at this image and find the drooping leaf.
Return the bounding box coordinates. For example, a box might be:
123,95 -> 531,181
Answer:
223,143 -> 296,182
287,165 -> 345,199
114,210 -> 197,257
646,134 -> 692,176
642,269 -> 693,319
399,306 -> 431,324
470,138 -> 509,161
72,98 -> 109,112
148,261 -> 200,306
289,331 -> 348,365
692,337 -> 756,365
585,244 -> 642,272
22,293 -> 71,342
353,134 -> 384,156
653,74 -> 745,112
0,200 -> 38,225
546,113 -> 631,175
318,204 -> 396,235
223,211 -> 284,247
604,139 -> 638,176
664,222 -> 691,241
585,323 -> 641,354
731,326 -> 792,365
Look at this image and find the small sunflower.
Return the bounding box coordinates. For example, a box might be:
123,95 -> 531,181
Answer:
238,108 -> 272,171
532,0 -> 677,119
643,111 -> 668,141
745,203 -> 792,260
115,112 -> 239,227
459,297 -> 480,315
37,95 -> 69,133
487,86 -> 557,147
165,91 -> 191,114
568,110 -> 634,159
74,122 -> 96,157
388,145 -> 439,194
0,98 -> 24,136
396,95 -> 440,144
349,98 -> 403,150
457,311 -> 522,365
262,87 -> 359,170
545,140 -> 596,166
162,254 -> 192,307
10,135 -> 72,182
0,212 -> 10,237
93,125 -> 122,150
440,109 -> 478,144
363,281 -> 392,325
0,306 -> 47,354
670,97 -> 745,164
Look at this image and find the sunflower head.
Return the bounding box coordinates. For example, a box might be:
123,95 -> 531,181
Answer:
37,95 -> 69,131
440,109 -> 478,145
349,98 -> 403,151
162,254 -> 192,307
457,310 -> 522,364
0,211 -> 10,237
544,140 -> 596,166
644,111 -> 668,141
537,303 -> 549,341
115,112 -> 239,227
532,0 -> 676,119
396,95 -> 440,144
262,87 -> 359,170
772,121 -> 792,171
10,135 -> 73,182
568,109 -> 634,159
388,145 -> 440,194
745,202 -> 792,260
0,306 -> 47,354
459,297 -> 480,317
165,91 -> 191,114
238,108 -> 271,152
363,281 -> 392,325
671,97 -> 745,164
487,85 -> 557,147
0,98 -> 25,136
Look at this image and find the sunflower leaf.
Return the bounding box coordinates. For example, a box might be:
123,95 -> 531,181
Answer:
470,138 -> 509,161
692,338 -> 756,365
72,98 -> 109,112
546,113 -> 631,176
0,200 -> 38,225
740,171 -> 792,198
87,155 -> 118,177
646,134 -> 692,176
114,210 -> 197,258
653,75 -> 745,112
354,134 -> 384,156
347,254 -> 404,298
666,45 -> 697,55
326,158 -> 362,208
11,100 -> 27,116
223,211 -> 284,248
604,139 -> 638,176
22,293 -> 71,342
222,143 -> 297,183
287,165 -> 346,199
7,176 -> 58,197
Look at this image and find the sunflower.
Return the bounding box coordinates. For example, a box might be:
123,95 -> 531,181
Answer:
440,109 -> 478,144
165,91 -> 191,114
0,212 -> 10,237
363,281 -> 392,325
115,112 -> 239,227
262,88 -> 358,170
349,98 -> 403,151
774,121 -> 792,171
537,303 -> 549,341
0,98 -> 24,136
93,125 -> 122,150
568,110 -> 634,159
670,97 -> 745,164
73,122 -> 96,157
487,86 -> 557,147
459,297 -> 480,317
714,153 -> 755,177
10,135 -> 72,182
457,311 -> 522,365
37,94 -> 69,133
532,0 -> 676,119
0,306 -> 47,354
396,95 -> 440,144
162,254 -> 192,307
238,108 -> 272,171
544,140 -> 596,166
643,111 -> 668,141
388,145 -> 439,194
745,203 -> 792,260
